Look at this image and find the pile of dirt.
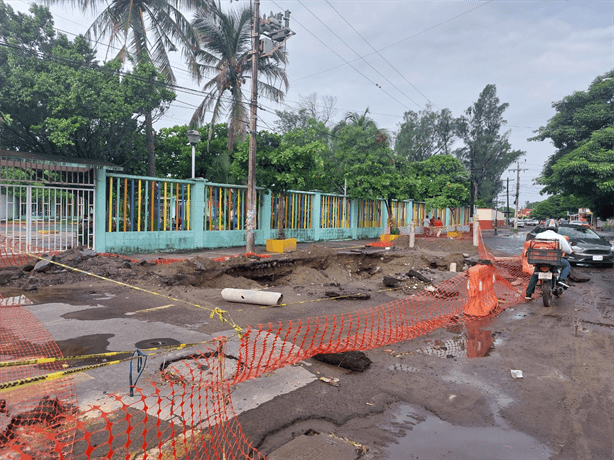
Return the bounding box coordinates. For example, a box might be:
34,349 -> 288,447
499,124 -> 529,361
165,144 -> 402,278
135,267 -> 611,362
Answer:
0,240 -> 479,294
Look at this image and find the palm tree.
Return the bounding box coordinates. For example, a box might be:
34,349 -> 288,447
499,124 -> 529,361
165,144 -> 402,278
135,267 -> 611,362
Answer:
331,107 -> 378,136
190,1 -> 289,153
45,0 -> 207,176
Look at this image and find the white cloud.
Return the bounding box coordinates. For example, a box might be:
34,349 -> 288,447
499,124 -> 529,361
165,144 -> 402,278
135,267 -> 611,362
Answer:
8,0 -> 613,204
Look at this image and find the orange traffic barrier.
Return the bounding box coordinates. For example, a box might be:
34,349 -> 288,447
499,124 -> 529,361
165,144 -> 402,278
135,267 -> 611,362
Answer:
464,264 -> 498,317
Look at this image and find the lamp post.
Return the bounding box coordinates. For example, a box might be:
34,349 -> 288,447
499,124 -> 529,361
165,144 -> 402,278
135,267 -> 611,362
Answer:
187,130 -> 200,179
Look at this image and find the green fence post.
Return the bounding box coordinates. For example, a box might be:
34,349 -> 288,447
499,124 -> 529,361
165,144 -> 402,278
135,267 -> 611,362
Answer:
350,197 -> 358,240
94,167 -> 107,253
192,179 -> 205,247
313,192 -> 322,241
259,190 -> 272,244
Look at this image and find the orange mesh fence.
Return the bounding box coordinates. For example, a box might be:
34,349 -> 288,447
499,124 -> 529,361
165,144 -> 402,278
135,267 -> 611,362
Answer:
0,234 -> 58,268
1,227 -> 532,459
0,294 -> 78,458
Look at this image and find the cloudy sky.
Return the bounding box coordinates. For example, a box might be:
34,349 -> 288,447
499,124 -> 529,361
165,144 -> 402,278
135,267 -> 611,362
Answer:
9,0 -> 613,205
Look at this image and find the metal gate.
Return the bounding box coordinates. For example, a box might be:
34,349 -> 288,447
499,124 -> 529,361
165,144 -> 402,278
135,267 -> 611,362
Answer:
1,152 -> 98,255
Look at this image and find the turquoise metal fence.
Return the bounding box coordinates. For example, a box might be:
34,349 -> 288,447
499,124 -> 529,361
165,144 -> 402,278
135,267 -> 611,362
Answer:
94,169 -> 470,254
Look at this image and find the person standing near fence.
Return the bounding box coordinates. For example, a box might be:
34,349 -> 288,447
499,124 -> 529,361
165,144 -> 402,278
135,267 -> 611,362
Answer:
435,217 -> 443,238
423,216 -> 431,236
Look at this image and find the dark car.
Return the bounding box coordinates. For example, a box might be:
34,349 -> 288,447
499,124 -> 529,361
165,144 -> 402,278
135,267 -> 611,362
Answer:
526,224 -> 614,267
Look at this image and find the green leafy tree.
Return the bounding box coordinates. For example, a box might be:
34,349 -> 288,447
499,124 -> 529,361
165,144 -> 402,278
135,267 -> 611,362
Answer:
530,195 -> 589,221
45,0 -> 206,177
411,155 -> 470,213
395,104 -> 458,161
325,108 -> 383,194
232,130 -> 324,239
531,71 -> 614,218
191,1 -> 289,153
155,124 -> 235,182
455,84 -> 524,207
0,2 -> 174,172
330,114 -> 415,229
332,108 -> 378,136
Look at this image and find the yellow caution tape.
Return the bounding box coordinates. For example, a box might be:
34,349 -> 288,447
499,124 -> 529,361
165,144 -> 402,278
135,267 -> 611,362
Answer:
0,358 -> 125,393
0,243 -> 244,337
0,336 -> 234,369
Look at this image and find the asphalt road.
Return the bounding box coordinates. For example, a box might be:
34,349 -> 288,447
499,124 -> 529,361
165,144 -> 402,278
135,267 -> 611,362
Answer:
6,231 -> 614,459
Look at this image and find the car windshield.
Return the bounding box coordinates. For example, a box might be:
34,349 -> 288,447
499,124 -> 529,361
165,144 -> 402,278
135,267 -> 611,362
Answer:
558,226 -> 601,240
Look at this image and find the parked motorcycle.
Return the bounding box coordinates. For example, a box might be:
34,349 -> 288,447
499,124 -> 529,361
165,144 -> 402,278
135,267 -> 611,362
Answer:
527,239 -> 565,307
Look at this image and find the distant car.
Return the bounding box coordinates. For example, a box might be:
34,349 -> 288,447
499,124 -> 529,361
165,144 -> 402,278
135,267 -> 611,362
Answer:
526,224 -> 613,267
525,219 -> 539,226
569,220 -> 590,228
515,220 -> 525,228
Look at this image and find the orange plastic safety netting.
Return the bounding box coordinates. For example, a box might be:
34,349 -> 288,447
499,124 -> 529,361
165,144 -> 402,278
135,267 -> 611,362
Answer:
0,227 -> 532,459
0,234 -> 48,268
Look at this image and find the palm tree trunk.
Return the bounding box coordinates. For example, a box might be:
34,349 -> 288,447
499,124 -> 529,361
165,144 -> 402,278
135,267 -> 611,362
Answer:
228,120 -> 235,154
385,199 -> 393,234
146,111 -> 155,177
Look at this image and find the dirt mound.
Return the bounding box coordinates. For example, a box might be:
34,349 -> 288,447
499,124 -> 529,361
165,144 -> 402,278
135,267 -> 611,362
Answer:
1,239 -> 478,294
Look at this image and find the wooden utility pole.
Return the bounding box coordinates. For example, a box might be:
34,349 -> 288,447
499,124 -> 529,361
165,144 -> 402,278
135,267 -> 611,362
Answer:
506,177 -> 510,225
469,146 -> 475,217
514,162 -> 520,229
246,0 -> 261,253
511,161 -> 527,230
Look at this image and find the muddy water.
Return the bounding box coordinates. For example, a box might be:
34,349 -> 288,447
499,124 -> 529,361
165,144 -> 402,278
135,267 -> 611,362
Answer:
382,404 -> 552,459
482,231 -> 528,256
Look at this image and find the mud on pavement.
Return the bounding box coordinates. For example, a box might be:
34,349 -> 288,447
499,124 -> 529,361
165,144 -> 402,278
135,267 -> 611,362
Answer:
1,236 -> 613,459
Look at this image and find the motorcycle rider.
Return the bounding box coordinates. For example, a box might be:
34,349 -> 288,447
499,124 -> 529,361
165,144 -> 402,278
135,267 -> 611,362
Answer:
525,219 -> 573,300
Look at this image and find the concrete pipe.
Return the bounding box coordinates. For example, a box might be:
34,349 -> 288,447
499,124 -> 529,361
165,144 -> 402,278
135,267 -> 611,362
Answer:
221,288 -> 283,306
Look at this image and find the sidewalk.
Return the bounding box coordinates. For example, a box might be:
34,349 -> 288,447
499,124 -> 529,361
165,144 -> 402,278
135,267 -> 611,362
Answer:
125,238 -> 382,262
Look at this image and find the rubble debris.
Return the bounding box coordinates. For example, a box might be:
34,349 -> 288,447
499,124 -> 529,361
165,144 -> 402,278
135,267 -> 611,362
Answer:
406,270 -> 431,283
312,351 -> 372,372
319,377 -> 340,387
324,291 -> 370,300
0,396 -> 69,446
510,370 -> 523,379
569,270 -> 590,283
382,275 -> 401,287
33,256 -> 55,272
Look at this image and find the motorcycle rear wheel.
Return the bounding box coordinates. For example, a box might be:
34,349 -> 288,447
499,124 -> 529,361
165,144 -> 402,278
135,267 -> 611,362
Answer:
542,280 -> 552,307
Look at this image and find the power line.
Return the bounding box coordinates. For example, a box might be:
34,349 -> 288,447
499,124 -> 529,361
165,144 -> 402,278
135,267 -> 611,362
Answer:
270,0 -> 409,111
290,0 -> 495,84
324,0 -> 433,109
297,0 -> 420,110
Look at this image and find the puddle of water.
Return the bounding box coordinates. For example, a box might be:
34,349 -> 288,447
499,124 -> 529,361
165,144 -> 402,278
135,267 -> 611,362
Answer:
383,404 -> 552,460
417,327 -> 496,359
92,293 -> 116,301
418,335 -> 466,359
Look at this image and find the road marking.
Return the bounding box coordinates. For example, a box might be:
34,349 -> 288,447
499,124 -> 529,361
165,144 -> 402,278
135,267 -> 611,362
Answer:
125,304 -> 175,315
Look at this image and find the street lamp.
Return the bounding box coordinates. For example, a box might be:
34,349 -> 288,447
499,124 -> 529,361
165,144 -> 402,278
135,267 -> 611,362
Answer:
187,130 -> 200,179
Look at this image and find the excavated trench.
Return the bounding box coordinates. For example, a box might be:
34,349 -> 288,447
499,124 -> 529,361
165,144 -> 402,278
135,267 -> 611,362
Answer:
221,252 -> 400,286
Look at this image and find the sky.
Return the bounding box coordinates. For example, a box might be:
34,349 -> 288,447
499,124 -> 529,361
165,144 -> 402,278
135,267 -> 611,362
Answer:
7,0 -> 614,206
